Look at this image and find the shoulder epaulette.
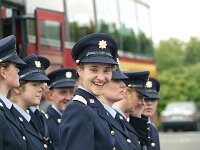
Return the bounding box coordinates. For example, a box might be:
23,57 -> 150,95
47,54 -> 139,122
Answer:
72,95 -> 87,106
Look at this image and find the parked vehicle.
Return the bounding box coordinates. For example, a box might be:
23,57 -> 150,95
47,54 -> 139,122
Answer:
160,101 -> 200,131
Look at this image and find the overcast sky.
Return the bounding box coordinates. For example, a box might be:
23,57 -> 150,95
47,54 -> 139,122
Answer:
149,0 -> 200,44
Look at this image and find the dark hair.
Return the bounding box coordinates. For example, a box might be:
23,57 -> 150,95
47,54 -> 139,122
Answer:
0,61 -> 12,69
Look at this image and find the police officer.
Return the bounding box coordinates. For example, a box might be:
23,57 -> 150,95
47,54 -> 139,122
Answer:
100,66 -> 139,150
143,77 -> 161,150
45,68 -> 77,149
113,71 -> 150,150
0,35 -> 27,150
8,54 -> 51,150
60,33 -> 123,150
26,55 -> 52,149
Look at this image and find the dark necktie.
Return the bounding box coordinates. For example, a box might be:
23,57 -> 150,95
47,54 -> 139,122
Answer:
33,109 -> 44,135
115,112 -> 129,135
30,118 -> 39,133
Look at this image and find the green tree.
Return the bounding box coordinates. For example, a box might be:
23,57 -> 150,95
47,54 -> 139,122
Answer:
184,37 -> 200,65
155,38 -> 184,72
155,37 -> 200,124
138,32 -> 154,57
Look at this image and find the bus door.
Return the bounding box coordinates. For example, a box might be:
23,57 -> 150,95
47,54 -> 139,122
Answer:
0,5 -> 28,58
35,8 -> 65,73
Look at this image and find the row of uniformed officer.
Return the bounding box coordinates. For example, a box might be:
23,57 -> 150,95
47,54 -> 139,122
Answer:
99,66 -> 139,150
113,71 -> 151,150
0,34 -> 160,150
0,35 -> 76,150
59,33 -> 126,150
59,33 -> 157,150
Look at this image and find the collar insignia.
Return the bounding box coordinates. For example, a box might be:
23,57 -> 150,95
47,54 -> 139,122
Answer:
0,102 -> 3,107
89,99 -> 95,103
19,117 -> 23,122
57,119 -> 61,123
45,114 -> 49,119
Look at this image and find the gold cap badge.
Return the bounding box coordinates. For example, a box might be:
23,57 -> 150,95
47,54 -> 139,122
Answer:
98,40 -> 107,49
146,81 -> 152,88
66,71 -> 72,78
35,61 -> 41,68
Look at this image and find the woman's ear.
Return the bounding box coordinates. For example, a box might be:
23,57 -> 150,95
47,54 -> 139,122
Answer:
76,66 -> 82,77
47,90 -> 54,101
0,67 -> 7,79
13,88 -> 21,95
124,89 -> 128,97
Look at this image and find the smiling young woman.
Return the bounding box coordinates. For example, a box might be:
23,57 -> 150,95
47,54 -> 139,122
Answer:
59,33 -> 131,150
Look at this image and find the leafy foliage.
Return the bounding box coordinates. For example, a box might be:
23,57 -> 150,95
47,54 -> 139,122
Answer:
155,37 -> 200,118
155,38 -> 184,72
184,37 -> 200,65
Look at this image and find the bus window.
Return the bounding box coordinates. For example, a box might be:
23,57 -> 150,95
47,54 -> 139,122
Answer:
35,9 -> 65,72
66,0 -> 95,43
118,0 -> 139,53
136,2 -> 154,57
0,7 -> 12,37
40,20 -> 61,49
95,0 -> 120,45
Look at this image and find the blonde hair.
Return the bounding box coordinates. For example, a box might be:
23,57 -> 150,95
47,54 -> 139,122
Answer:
7,80 -> 28,100
125,87 -> 136,95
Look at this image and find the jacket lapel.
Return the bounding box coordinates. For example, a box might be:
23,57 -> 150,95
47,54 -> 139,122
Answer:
46,106 -> 61,125
12,107 -> 43,140
0,99 -> 21,131
40,112 -> 50,137
122,116 -> 138,135
75,89 -> 112,126
109,113 -> 130,138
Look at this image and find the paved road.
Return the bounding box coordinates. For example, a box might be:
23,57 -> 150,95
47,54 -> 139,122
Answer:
160,131 -> 200,150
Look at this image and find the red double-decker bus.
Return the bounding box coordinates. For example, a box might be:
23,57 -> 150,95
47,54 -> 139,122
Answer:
0,0 -> 156,76
0,0 -> 158,126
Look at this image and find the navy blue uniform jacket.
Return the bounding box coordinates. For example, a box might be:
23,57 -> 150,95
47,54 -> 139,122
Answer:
107,111 -> 139,150
29,108 -> 52,149
0,99 -> 27,150
148,123 -> 160,150
129,115 -> 149,149
60,88 -> 126,150
115,112 -> 141,150
12,107 -> 49,150
46,105 -> 61,150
